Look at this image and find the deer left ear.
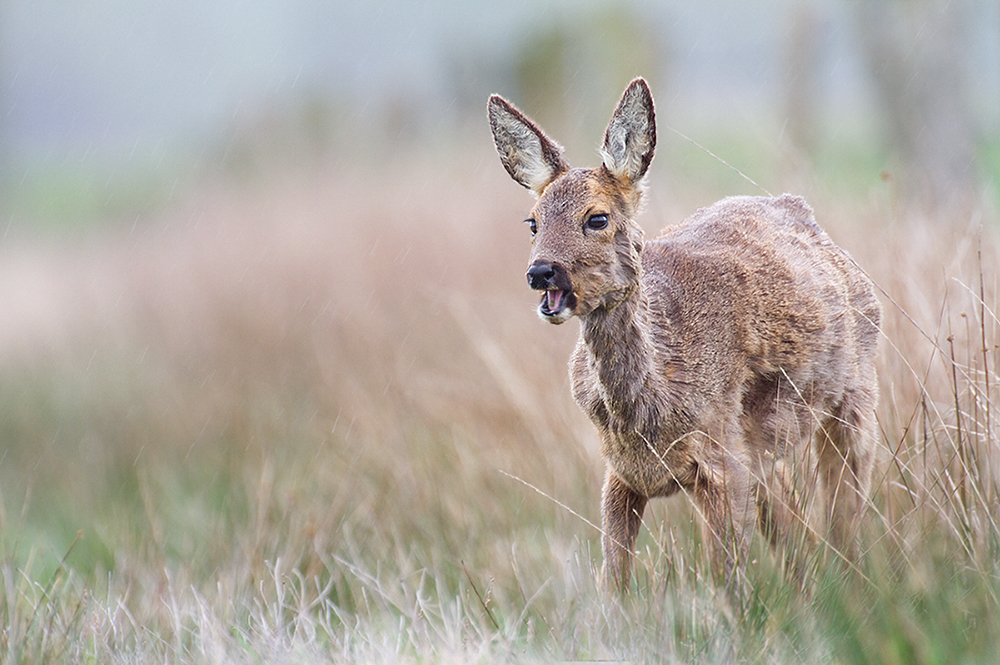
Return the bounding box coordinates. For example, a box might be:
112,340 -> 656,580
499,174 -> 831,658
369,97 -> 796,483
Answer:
601,78 -> 656,184
488,94 -> 569,196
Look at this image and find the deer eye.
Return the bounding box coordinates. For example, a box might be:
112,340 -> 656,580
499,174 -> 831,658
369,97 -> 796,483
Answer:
585,213 -> 609,231
525,218 -> 537,235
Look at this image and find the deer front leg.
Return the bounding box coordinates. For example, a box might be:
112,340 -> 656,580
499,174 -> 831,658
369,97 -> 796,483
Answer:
757,458 -> 815,585
601,468 -> 648,593
693,450 -> 756,601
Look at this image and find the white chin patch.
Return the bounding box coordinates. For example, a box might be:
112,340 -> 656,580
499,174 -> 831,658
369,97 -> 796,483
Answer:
537,304 -> 573,324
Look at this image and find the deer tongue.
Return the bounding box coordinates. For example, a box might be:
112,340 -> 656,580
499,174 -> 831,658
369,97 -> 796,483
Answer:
546,289 -> 564,312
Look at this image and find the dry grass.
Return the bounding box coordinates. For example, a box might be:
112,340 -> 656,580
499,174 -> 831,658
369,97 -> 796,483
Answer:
0,149 -> 998,663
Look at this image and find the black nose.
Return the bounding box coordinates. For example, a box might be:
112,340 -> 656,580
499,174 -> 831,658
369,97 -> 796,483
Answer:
526,262 -> 556,290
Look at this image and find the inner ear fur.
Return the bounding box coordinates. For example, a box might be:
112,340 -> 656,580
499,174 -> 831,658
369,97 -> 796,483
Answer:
600,78 -> 656,184
488,95 -> 568,195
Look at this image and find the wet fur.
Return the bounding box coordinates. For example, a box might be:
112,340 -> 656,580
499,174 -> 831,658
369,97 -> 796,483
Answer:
488,79 -> 880,595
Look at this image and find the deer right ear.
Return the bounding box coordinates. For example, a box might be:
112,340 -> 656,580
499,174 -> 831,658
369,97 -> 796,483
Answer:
601,78 -> 656,184
488,95 -> 568,196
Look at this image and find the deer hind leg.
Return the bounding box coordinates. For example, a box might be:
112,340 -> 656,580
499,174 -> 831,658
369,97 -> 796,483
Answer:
815,396 -> 875,561
601,469 -> 648,593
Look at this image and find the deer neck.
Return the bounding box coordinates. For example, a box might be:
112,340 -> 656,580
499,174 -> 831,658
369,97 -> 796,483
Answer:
580,285 -> 657,428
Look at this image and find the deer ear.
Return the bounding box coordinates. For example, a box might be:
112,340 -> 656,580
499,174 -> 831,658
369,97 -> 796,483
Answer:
600,78 -> 656,184
488,95 -> 568,196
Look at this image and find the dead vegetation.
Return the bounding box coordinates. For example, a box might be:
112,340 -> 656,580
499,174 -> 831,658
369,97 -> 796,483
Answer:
0,151 -> 998,662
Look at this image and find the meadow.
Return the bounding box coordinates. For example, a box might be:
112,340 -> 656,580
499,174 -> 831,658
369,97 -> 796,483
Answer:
1,134 -> 998,663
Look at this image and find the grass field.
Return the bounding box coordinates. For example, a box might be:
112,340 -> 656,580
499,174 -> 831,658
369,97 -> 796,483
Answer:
1,143 -> 999,663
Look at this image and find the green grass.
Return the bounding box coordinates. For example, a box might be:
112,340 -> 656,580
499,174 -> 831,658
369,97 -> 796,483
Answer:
980,137 -> 1000,200
1,154 -> 999,663
0,150 -> 197,235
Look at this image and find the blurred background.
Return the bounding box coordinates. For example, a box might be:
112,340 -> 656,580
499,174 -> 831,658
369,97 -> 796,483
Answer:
2,0 -> 999,228
1,1 -> 1000,659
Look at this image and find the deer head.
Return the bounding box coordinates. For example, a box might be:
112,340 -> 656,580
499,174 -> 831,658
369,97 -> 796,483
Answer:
488,78 -> 656,324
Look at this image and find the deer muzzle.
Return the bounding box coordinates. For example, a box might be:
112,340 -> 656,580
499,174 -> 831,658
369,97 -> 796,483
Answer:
526,260 -> 576,324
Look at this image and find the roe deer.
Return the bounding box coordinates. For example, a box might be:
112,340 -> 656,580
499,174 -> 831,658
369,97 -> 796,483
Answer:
487,78 -> 880,594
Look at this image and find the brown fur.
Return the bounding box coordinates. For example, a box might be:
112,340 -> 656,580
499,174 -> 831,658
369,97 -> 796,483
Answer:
488,79 -> 880,594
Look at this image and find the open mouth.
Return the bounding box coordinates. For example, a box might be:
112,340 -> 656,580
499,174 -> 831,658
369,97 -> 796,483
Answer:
541,288 -> 565,314
538,287 -> 575,322
527,260 -> 575,323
